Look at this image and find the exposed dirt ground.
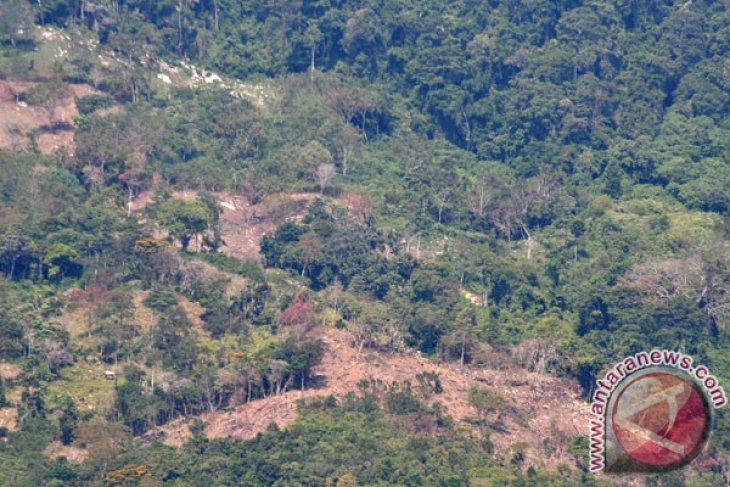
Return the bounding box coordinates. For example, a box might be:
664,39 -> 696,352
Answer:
157,328 -> 590,469
44,441 -> 88,463
0,362 -> 22,381
131,290 -> 158,332
0,80 -> 99,155
131,189 -> 319,260
0,362 -> 22,432
57,287 -> 208,339
0,406 -> 18,432
217,192 -> 317,260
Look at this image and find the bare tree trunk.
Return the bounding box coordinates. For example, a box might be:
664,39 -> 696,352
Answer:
462,109 -> 471,151
341,147 -> 351,175
177,0 -> 184,55
460,331 -> 467,369
520,224 -> 533,260
359,111 -> 368,142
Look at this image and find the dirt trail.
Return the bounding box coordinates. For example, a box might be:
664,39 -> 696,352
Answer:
158,328 -> 590,467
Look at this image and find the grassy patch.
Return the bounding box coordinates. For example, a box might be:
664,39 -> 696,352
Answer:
188,251 -> 265,281
46,362 -> 120,413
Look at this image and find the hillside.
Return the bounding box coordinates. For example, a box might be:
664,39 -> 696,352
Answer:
0,1 -> 729,486
156,327 -> 590,467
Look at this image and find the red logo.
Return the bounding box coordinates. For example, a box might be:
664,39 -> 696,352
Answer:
611,371 -> 710,469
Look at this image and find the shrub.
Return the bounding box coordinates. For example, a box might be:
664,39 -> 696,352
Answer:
76,94 -> 113,115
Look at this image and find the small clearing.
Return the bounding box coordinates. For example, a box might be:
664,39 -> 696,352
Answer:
0,80 -> 100,155
44,441 -> 88,463
0,362 -> 22,381
0,406 -> 18,432
132,190 -> 318,260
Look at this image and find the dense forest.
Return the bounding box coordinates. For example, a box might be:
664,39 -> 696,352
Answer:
0,0 -> 729,485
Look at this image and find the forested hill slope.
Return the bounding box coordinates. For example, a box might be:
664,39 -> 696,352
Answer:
0,0 -> 729,485
26,0 -> 730,173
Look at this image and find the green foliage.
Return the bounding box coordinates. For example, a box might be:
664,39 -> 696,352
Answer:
149,305 -> 199,372
94,288 -> 136,365
0,417 -> 57,486
0,288 -> 24,359
43,242 -> 82,280
58,399 -> 78,445
155,196 -> 219,251
468,387 -> 505,419
262,201 -> 384,290
191,252 -> 266,282
114,366 -> 167,436
75,94 -> 114,115
385,381 -> 423,415
76,393 -> 500,485
602,163 -> 623,199
272,336 -> 325,390
25,79 -> 71,121
143,285 -> 179,313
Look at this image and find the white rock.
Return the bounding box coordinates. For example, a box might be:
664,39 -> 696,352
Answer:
205,73 -> 222,84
